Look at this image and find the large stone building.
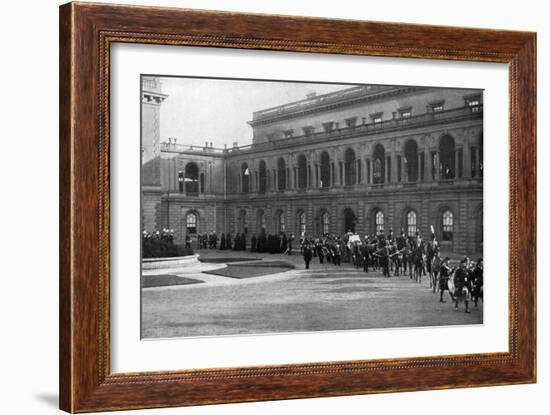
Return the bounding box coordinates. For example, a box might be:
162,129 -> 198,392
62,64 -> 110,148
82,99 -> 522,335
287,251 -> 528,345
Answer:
141,77 -> 484,256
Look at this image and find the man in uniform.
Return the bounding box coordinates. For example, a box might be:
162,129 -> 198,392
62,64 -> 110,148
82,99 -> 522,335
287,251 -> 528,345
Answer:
303,241 -> 313,269
396,230 -> 407,275
453,257 -> 473,313
333,239 -> 342,266
438,257 -> 455,303
472,258 -> 483,307
426,232 -> 438,292
316,238 -> 325,264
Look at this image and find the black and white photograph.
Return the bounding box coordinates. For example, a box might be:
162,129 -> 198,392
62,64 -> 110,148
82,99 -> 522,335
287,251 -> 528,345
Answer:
140,76 -> 484,339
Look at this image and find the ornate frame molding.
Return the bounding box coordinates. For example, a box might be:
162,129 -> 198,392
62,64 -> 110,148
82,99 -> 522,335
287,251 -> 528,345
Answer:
60,2 -> 536,412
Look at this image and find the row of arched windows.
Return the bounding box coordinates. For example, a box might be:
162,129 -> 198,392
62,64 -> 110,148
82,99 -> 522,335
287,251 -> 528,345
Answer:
229,207 -> 455,241
239,134 -> 481,193
184,205 -> 479,247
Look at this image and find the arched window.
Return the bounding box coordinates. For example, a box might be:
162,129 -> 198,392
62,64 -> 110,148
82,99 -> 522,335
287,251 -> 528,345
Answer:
407,210 -> 417,236
344,148 -> 356,186
257,210 -> 266,231
404,140 -> 419,182
258,160 -> 267,193
185,162 -> 199,194
344,208 -> 356,233
442,209 -> 453,241
320,151 -> 330,188
276,210 -> 285,233
373,144 -> 385,184
277,158 -> 286,191
297,211 -> 306,236
186,212 -> 197,234
440,135 -> 456,179
321,211 -> 330,235
297,154 -> 307,189
238,210 -> 248,234
241,163 -> 249,193
375,210 -> 385,233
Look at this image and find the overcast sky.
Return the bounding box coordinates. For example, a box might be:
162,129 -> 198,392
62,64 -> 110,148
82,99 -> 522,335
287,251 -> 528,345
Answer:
158,77 -> 356,148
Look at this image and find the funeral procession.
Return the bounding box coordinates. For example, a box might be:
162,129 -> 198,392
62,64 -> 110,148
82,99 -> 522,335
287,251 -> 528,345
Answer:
141,76 -> 484,338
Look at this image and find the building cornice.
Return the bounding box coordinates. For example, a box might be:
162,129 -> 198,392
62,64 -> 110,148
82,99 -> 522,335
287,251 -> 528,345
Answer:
248,86 -> 428,126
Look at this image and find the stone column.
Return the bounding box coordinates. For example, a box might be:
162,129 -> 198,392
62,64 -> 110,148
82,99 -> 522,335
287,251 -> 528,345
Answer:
425,149 -> 431,182
315,164 -> 320,187
330,163 -> 334,187
455,150 -> 460,179
388,151 -> 397,183
369,158 -> 373,184
473,147 -> 479,177
464,145 -> 472,178
417,153 -> 423,182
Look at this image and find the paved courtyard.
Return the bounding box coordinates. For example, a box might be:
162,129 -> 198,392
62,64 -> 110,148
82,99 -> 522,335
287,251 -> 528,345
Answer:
141,249 -> 483,338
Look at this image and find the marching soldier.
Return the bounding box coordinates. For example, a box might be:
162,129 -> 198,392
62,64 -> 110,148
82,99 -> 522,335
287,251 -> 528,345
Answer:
361,239 -> 370,273
426,232 -> 438,292
303,241 -> 313,269
375,245 -> 390,278
396,230 -> 407,274
472,258 -> 484,307
333,240 -> 342,266
438,257 -> 455,303
316,239 -> 326,264
453,257 -> 473,313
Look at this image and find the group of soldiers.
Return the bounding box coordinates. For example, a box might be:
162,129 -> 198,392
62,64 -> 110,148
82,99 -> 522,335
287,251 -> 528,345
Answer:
191,232 -> 248,251
300,229 -> 483,313
438,256 -> 483,313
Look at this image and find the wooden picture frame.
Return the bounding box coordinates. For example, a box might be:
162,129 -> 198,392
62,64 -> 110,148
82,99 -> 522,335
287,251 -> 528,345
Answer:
59,2 -> 536,412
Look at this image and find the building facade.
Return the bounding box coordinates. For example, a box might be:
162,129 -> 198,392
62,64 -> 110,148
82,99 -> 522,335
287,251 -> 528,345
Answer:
142,77 -> 484,257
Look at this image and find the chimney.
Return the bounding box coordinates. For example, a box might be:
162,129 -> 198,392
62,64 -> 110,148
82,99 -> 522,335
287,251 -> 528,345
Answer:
306,91 -> 317,99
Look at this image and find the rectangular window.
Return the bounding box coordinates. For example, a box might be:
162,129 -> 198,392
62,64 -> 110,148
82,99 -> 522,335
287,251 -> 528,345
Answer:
322,121 -> 334,133
468,99 -> 481,112
428,101 -> 445,113
398,107 -> 412,119
464,94 -> 482,113
302,126 -> 315,136
370,112 -> 383,125
284,129 -> 294,138
345,117 -> 358,128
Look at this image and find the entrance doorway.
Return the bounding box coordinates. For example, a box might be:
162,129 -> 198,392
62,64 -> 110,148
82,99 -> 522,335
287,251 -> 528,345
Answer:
344,208 -> 356,233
